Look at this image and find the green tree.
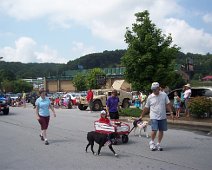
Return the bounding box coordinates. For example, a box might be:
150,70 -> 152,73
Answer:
72,73 -> 87,91
122,10 -> 181,91
12,80 -> 33,93
0,69 -> 16,91
86,68 -> 106,89
0,69 -> 16,81
2,79 -> 33,93
1,80 -> 13,92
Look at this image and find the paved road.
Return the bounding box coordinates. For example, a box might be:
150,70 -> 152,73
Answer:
0,105 -> 212,170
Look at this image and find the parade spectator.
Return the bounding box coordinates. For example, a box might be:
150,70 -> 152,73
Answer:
140,82 -> 173,151
184,84 -> 192,117
180,85 -> 186,113
22,91 -> 26,108
173,91 -> 181,118
35,88 -> 56,145
55,97 -> 60,108
106,89 -> 120,120
140,91 -> 147,110
87,88 -> 94,112
134,91 -> 141,109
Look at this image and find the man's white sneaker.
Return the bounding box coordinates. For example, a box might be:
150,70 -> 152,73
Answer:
149,141 -> 156,151
156,143 -> 163,151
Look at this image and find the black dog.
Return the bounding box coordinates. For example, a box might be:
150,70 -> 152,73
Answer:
85,131 -> 118,156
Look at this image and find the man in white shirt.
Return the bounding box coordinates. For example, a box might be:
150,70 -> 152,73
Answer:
140,82 -> 173,151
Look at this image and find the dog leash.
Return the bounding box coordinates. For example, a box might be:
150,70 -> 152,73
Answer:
128,126 -> 135,134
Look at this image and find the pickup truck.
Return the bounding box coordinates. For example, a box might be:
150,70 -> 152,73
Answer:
0,96 -> 9,115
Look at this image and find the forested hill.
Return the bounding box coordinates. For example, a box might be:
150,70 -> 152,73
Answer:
0,50 -> 211,79
0,62 -> 66,79
0,50 -> 126,79
65,49 -> 126,70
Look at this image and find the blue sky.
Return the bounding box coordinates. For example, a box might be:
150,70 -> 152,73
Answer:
0,0 -> 212,63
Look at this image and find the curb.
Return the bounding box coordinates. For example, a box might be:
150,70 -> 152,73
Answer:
119,116 -> 212,133
167,119 -> 212,132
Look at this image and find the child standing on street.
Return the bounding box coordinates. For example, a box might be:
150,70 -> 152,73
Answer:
134,91 -> 141,109
173,91 -> 181,118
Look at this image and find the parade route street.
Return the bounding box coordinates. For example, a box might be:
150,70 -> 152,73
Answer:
0,105 -> 212,170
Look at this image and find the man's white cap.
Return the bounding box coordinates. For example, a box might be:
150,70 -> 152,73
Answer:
151,82 -> 160,90
100,110 -> 106,115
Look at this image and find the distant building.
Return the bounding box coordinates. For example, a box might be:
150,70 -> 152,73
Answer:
22,78 -> 44,89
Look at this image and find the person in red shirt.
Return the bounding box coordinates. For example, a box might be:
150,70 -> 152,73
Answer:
55,97 -> 60,108
98,110 -> 110,124
86,88 -> 94,112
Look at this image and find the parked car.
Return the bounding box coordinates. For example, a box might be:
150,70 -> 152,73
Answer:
75,92 -> 87,104
62,93 -> 77,105
168,86 -> 212,114
168,87 -> 212,100
0,96 -> 9,115
9,93 -> 21,101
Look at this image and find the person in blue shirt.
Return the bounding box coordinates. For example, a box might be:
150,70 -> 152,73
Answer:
134,91 -> 141,109
173,91 -> 181,118
35,88 -> 56,145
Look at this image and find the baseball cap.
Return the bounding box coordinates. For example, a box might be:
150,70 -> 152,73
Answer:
151,82 -> 160,90
100,110 -> 106,115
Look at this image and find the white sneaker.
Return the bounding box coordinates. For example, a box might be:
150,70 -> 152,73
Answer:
149,141 -> 156,151
156,143 -> 163,151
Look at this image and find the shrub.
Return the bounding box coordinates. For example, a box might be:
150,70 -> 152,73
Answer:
188,96 -> 212,118
119,108 -> 142,117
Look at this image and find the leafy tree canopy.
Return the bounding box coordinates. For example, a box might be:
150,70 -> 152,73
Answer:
72,73 -> 87,91
1,80 -> 33,93
122,10 -> 182,91
86,68 -> 106,89
72,68 -> 106,90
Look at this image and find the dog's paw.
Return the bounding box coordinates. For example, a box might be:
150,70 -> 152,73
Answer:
146,135 -> 149,138
93,152 -> 97,156
98,153 -> 101,156
139,135 -> 142,138
114,153 -> 118,157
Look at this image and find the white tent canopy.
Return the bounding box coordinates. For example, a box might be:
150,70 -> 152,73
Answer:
112,80 -> 131,91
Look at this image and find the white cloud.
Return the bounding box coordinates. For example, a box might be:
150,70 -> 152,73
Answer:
0,37 -> 37,63
203,13 -> 212,23
0,0 -> 212,61
35,45 -> 67,63
0,37 -> 67,63
163,18 -> 212,54
0,0 -> 188,44
71,41 -> 96,59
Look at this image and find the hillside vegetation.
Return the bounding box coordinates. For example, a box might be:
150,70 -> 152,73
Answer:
0,50 -> 211,79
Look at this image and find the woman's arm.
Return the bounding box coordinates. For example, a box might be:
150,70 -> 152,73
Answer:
35,105 -> 40,120
50,104 -> 56,117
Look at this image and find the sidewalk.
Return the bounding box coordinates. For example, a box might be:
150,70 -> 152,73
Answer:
120,116 -> 212,135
